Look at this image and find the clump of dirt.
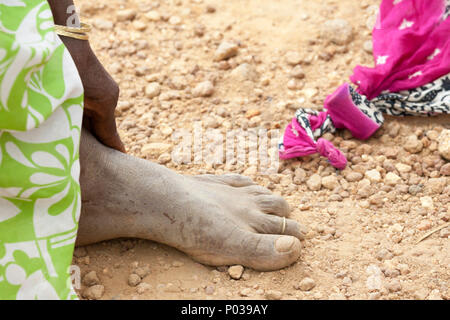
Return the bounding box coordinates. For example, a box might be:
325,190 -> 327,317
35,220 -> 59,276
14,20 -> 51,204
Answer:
73,0 -> 449,300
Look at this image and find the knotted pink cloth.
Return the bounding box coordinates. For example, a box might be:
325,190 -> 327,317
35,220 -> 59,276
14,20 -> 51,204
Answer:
352,0 -> 450,99
280,0 -> 449,169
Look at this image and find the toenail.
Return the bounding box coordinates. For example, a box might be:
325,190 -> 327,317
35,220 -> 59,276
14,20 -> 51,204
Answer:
275,236 -> 295,253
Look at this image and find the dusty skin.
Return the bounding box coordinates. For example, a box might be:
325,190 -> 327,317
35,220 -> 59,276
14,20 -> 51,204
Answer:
73,0 -> 449,300
78,129 -> 305,271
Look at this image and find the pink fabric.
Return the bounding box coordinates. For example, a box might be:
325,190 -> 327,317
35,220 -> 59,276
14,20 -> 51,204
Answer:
279,0 -> 449,169
324,83 -> 381,140
351,0 -> 450,99
279,118 -> 347,170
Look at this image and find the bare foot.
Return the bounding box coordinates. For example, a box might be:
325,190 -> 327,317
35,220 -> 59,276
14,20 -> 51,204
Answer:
77,130 -> 306,271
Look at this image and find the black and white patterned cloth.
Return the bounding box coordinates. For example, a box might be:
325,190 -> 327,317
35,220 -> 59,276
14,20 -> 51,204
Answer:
294,73 -> 450,141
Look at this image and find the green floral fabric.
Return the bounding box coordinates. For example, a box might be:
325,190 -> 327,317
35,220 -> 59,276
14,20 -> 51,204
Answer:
0,0 -> 84,299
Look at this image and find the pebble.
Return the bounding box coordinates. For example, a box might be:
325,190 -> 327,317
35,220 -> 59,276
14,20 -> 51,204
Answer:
363,40 -> 373,53
440,163 -> 450,176
438,129 -> 450,160
427,289 -> 443,300
145,10 -> 161,21
128,274 -> 142,287
417,220 -> 432,231
321,19 -> 353,45
142,143 -> 172,157
307,174 -> 322,191
385,279 -> 402,293
117,9 -> 137,21
136,283 -> 151,294
193,81 -> 215,97
230,63 -> 259,82
145,82 -> 161,98
133,266 -> 151,278
83,271 -> 100,286
265,290 -> 282,300
73,247 -> 88,258
404,135 -> 423,153
420,196 -> 434,210
205,285 -> 215,295
93,19 -> 114,30
214,41 -> 239,61
365,169 -> 381,183
395,163 -> 412,173
285,51 -> 302,65
228,265 -> 244,280
298,277 -> 316,291
424,178 -> 446,194
83,285 -> 105,300
408,184 -> 423,195
169,15 -> 182,25
344,171 -> 363,182
239,288 -> 252,297
376,248 -> 393,261
290,65 -> 305,79
321,175 -> 339,190
384,172 -> 401,186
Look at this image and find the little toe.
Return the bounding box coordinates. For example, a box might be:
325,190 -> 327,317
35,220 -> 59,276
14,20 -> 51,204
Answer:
255,195 -> 290,217
241,185 -> 273,195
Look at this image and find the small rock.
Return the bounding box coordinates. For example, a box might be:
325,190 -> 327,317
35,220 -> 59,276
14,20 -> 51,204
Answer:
385,172 -> 401,186
145,10 -> 160,21
214,41 -> 239,61
404,135 -> 423,153
133,266 -> 150,279
230,63 -> 259,82
440,163 -> 450,176
83,271 -> 100,286
193,81 -> 214,97
228,265 -> 244,280
145,82 -> 161,98
427,289 -> 443,300
136,283 -> 151,294
142,143 -> 171,157
408,184 -> 423,195
298,277 -> 316,291
265,290 -> 282,300
420,196 -> 434,210
321,19 -> 353,45
239,288 -> 252,297
438,129 -> 450,160
417,220 -> 432,231
345,171 -> 363,182
395,163 -> 412,173
73,247 -> 87,258
424,178 -> 446,195
169,15 -> 182,25
385,279 -> 402,293
117,9 -> 136,21
128,274 -> 141,287
376,248 -> 393,261
307,174 -> 322,191
321,175 -> 339,190
205,285 -> 215,295
365,169 -> 381,183
290,65 -> 305,79
285,51 -> 302,65
363,40 -> 373,53
83,285 -> 105,300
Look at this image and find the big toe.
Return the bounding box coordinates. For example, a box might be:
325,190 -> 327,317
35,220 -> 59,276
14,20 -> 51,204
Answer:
233,232 -> 301,271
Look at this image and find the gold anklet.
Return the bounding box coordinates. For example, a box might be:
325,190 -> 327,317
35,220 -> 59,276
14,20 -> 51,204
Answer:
54,22 -> 91,40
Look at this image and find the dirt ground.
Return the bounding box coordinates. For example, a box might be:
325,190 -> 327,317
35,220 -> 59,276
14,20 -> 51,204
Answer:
72,0 -> 450,300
